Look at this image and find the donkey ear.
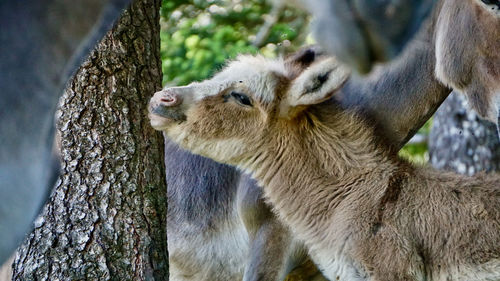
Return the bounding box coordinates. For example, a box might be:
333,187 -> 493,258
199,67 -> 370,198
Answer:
284,45 -> 325,78
286,57 -> 350,108
285,45 -> 323,68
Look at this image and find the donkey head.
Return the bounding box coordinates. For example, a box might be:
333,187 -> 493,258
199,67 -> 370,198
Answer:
148,48 -> 350,165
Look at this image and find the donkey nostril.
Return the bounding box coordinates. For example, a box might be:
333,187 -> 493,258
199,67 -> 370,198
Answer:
158,92 -> 181,106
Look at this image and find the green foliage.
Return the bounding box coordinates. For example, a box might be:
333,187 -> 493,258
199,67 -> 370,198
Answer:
399,119 -> 432,165
160,0 -> 308,85
399,142 -> 428,165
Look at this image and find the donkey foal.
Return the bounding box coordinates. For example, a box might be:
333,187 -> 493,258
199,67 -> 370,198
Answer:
149,54 -> 500,281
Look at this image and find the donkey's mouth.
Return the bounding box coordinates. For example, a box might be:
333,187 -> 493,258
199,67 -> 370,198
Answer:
148,104 -> 187,131
151,105 -> 187,122
148,88 -> 187,127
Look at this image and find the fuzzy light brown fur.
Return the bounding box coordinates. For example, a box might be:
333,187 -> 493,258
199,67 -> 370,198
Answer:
250,102 -> 500,281
150,53 -> 500,280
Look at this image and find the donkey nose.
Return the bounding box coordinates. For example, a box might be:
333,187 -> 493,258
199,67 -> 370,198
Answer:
155,89 -> 182,107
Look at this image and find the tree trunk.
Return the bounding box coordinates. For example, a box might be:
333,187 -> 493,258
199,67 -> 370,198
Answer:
429,92 -> 500,174
12,0 -> 168,280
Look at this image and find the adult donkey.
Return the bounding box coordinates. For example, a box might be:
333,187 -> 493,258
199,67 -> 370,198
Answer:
296,0 -> 436,73
434,0 -> 500,135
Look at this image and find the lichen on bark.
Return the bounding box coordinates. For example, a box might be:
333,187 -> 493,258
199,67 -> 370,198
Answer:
12,0 -> 168,280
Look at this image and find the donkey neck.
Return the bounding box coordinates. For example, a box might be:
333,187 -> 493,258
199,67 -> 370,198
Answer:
244,103 -> 402,240
260,102 -> 396,182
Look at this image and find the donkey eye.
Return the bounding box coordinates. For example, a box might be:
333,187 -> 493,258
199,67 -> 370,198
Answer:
230,91 -> 253,107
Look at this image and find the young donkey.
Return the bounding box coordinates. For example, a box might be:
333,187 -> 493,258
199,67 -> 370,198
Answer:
150,54 -> 500,280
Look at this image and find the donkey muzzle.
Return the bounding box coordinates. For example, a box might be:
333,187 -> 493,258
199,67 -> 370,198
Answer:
148,89 -> 187,130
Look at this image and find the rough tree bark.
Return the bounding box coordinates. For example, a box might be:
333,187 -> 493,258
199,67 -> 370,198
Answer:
429,92 -> 500,174
12,0 -> 168,280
